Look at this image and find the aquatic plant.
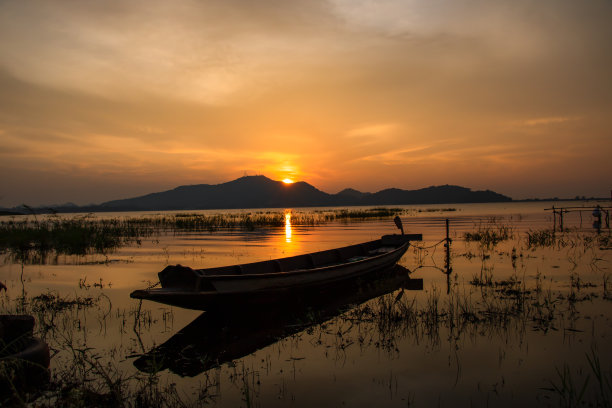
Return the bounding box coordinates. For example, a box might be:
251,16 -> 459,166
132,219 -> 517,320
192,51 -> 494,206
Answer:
0,207 -> 412,261
0,216 -> 152,263
526,229 -> 557,248
545,347 -> 612,408
464,219 -> 514,248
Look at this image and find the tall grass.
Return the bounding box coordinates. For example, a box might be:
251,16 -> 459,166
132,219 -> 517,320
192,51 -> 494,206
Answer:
0,208 -> 415,261
0,216 -> 151,262
464,218 -> 513,248
546,347 -> 612,408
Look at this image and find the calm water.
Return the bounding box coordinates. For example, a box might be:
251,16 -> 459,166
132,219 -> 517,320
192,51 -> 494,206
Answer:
1,201 -> 611,406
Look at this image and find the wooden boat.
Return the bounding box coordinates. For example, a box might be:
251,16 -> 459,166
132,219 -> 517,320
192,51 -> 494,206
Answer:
130,233 -> 422,310
133,264 -> 423,376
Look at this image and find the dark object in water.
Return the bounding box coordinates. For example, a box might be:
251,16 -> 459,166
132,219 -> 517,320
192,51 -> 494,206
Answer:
130,233 -> 422,310
0,315 -> 50,403
133,264 -> 423,377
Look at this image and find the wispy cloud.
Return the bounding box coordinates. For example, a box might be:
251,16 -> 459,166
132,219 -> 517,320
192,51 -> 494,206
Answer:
354,144 -> 435,165
514,116 -> 582,127
345,123 -> 399,138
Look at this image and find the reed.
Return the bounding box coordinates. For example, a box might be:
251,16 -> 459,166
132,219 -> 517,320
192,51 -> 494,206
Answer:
0,290 -> 210,407
526,229 -> 556,248
0,207 -> 412,261
545,347 -> 612,408
0,216 -> 152,263
464,219 -> 514,248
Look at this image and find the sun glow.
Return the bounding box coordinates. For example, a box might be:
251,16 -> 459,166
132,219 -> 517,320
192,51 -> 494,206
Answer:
282,178 -> 294,184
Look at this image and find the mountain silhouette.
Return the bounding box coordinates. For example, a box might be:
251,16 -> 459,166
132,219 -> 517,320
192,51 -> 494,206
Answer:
99,176 -> 332,211
90,175 -> 510,211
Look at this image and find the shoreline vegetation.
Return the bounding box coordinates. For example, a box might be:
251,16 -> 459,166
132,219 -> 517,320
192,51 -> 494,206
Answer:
0,208 -> 456,263
1,196 -> 608,217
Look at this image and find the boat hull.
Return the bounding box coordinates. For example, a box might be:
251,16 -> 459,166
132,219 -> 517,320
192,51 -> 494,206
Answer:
133,264 -> 422,376
131,234 -> 420,310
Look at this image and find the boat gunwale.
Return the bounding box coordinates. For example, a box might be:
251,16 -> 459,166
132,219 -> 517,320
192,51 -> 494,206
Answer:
197,240 -> 410,281
133,243 -> 408,298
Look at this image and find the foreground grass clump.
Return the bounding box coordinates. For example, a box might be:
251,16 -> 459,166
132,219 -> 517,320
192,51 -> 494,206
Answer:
0,216 -> 151,262
0,290 -> 214,407
2,348 -> 201,407
464,219 -> 514,248
526,229 -> 557,248
545,347 -> 612,408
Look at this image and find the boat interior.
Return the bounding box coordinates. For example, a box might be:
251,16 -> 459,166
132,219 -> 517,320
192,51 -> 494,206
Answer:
158,235 -> 413,289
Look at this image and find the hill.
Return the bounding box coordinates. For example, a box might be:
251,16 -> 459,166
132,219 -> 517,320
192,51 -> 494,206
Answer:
92,176 -> 511,211
3,176 -> 512,213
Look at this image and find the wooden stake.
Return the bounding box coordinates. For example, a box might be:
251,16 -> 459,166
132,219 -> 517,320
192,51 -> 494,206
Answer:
445,218 -> 451,274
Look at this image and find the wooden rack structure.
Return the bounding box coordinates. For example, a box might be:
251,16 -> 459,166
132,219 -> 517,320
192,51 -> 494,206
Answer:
545,205 -> 611,231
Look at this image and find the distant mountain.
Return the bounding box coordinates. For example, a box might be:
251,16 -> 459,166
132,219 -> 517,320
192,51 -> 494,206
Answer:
84,175 -> 510,212
5,175 -> 512,213
98,176 -> 333,211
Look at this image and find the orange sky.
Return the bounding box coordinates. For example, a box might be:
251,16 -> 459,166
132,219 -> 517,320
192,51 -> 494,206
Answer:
1,0 -> 611,206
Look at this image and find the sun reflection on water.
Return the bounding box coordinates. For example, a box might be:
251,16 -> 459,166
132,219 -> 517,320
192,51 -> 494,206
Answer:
285,211 -> 292,243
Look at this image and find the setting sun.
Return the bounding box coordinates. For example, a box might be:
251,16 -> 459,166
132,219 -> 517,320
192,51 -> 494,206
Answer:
282,178 -> 294,184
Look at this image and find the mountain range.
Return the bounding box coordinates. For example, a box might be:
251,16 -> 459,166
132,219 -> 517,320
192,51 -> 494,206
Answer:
21,175 -> 511,213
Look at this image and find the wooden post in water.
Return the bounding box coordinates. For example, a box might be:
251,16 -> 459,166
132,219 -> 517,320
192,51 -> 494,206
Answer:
560,209 -> 564,231
552,205 -> 556,232
445,219 -> 452,274
445,218 -> 452,294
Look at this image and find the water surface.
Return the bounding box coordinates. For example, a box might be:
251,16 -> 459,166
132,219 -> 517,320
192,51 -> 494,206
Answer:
1,201 -> 610,406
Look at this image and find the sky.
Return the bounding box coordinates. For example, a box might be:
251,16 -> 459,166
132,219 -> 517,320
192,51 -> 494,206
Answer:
1,0 -> 611,206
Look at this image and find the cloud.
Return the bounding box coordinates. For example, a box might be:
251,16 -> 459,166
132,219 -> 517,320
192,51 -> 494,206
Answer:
0,0 -> 611,203
516,116 -> 582,127
345,123 -> 398,139
0,0 -> 338,104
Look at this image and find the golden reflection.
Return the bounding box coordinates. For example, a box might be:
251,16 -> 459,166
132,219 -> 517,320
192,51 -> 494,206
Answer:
285,211 -> 292,243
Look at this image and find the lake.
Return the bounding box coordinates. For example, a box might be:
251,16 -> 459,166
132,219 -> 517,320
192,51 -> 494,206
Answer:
1,201 -> 611,407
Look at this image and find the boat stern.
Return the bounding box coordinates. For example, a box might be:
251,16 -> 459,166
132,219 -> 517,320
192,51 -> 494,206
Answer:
381,233 -> 422,246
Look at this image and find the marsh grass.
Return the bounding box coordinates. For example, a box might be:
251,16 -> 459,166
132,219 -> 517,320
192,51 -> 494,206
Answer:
0,290 -> 210,407
464,218 -> 514,248
526,229 -> 557,248
0,207 -> 415,261
545,347 -> 612,408
0,216 -> 152,263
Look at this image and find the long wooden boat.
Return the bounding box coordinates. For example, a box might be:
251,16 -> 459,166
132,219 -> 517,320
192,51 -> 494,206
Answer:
134,264 -> 423,376
130,233 -> 422,310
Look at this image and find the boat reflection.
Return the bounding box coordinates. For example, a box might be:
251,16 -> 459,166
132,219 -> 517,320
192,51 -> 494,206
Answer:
133,264 -> 422,377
